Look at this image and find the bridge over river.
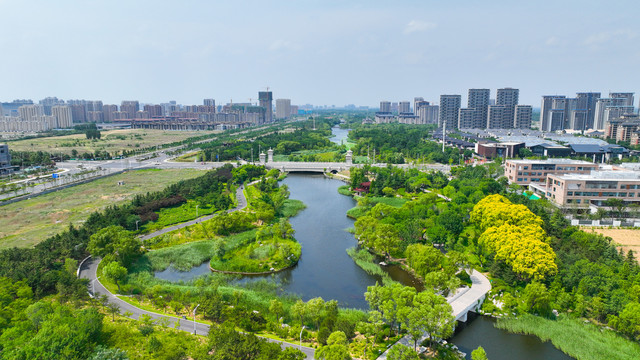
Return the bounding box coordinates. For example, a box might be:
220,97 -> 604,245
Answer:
377,269 -> 491,359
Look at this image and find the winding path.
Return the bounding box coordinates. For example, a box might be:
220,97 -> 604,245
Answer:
139,185 -> 247,241
78,183 -> 316,359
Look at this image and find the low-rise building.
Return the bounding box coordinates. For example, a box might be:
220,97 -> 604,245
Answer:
536,171 -> 640,209
476,142 -> 524,159
504,159 -> 597,185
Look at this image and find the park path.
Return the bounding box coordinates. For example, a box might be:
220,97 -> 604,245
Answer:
376,269 -> 491,359
78,257 -> 315,359
139,184 -> 247,241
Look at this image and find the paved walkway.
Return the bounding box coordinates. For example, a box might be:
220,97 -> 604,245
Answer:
377,270 -> 491,359
139,185 -> 247,241
78,257 -> 315,359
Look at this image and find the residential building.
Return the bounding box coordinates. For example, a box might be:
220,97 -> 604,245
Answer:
103,104 -> 118,122
487,105 -> 508,129
51,105 -> 73,128
504,159 -> 597,185
398,101 -> 411,114
610,92 -> 634,107
468,89 -> 490,128
496,88 -> 519,129
415,101 -> 438,125
576,92 -> 601,129
275,99 -> 291,119
70,104 -> 86,123
514,105 -> 532,129
594,98 -> 627,130
541,95 -> 566,131
120,101 -> 140,119
606,115 -> 640,142
204,99 -> 216,107
439,95 -> 461,130
18,104 -> 45,120
258,91 -> 273,123
379,101 -> 391,113
458,108 -> 482,129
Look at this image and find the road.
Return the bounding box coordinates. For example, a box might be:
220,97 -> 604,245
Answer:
78,257 -> 315,358
139,184 -> 247,242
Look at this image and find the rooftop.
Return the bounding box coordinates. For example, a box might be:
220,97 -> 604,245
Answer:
506,159 -> 594,165
553,171 -> 640,181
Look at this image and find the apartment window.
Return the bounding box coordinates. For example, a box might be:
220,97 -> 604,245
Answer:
517,178 -> 523,182
567,191 -> 573,196
524,166 -> 528,170
576,199 -> 581,204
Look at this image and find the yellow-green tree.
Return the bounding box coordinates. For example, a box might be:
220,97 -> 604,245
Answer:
470,194 -> 543,231
479,224 -> 557,281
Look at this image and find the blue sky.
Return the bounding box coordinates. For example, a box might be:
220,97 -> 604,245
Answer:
0,0 -> 638,107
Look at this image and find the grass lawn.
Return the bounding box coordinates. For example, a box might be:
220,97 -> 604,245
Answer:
6,128 -> 218,156
496,314 -> 640,360
0,168 -> 204,249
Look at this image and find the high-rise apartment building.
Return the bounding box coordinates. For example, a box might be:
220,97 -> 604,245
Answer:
576,92 -> 601,129
121,101 -> 140,119
204,99 -> 216,107
415,101 -> 438,125
487,105 -> 508,129
594,98 -> 627,130
258,91 -> 273,123
468,89 -> 490,128
514,105 -> 532,129
275,99 -> 292,119
541,95 -> 566,131
18,104 -> 44,120
379,101 -> 391,113
70,104 -> 86,123
496,88 -> 519,129
143,104 -> 164,118
398,101 -> 411,114
548,109 -> 565,131
51,105 -> 73,128
39,97 -> 64,115
610,92 -> 634,107
459,108 -> 482,129
414,97 -> 424,114
439,95 -> 461,129
103,104 -> 118,122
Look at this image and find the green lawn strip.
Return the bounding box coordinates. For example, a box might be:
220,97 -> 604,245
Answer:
140,200 -> 217,233
255,331 -> 316,348
0,168 -> 203,249
115,295 -> 212,326
495,314 -> 640,360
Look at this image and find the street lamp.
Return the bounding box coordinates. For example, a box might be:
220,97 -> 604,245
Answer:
135,220 -> 139,231
196,205 -> 199,217
299,325 -> 306,351
193,304 -> 200,335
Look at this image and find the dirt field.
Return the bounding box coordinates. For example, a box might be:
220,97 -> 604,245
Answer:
0,168 -> 205,249
585,228 -> 640,261
6,128 -> 218,156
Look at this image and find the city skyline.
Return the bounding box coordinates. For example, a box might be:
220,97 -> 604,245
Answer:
0,1 -> 638,107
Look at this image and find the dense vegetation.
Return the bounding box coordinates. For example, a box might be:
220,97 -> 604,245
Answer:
347,162 -> 640,359
196,118 -> 340,162
348,123 -> 463,164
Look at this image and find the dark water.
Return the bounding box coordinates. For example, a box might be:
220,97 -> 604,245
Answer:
330,126 -> 350,145
451,313 -> 573,360
155,262 -> 211,282
239,173 -> 389,308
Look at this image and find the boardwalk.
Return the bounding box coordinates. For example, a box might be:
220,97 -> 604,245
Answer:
377,270 -> 491,359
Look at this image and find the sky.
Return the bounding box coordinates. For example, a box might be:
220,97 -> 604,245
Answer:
1,0 -> 639,108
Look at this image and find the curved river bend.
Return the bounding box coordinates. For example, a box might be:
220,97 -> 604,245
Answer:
156,171 -> 572,360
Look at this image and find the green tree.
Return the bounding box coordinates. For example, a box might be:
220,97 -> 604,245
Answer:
315,331 -> 351,360
88,226 -> 142,267
471,346 -> 489,360
387,343 -> 420,360
102,261 -> 128,292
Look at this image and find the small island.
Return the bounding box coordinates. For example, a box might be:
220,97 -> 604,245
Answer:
209,218 -> 301,274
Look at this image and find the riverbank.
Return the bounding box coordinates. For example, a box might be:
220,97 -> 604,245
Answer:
495,314 -> 640,360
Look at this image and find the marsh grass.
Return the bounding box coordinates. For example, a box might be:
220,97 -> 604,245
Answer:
346,247 -> 397,286
280,199 -> 306,218
496,314 -> 640,360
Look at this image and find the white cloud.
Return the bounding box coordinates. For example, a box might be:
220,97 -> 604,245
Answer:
584,29 -> 638,46
404,20 -> 436,34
